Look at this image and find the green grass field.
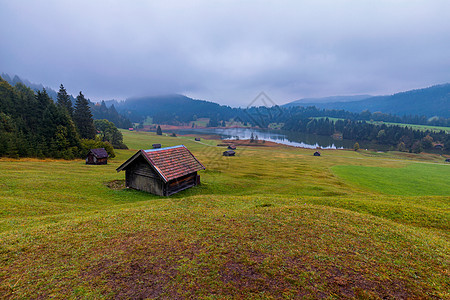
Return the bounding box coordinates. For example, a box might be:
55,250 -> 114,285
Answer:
368,121 -> 450,133
0,130 -> 449,298
332,163 -> 450,196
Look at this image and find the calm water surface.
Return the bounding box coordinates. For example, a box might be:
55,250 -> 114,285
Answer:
174,128 -> 355,149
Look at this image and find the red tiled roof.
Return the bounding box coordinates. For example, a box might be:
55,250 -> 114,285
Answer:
142,145 -> 205,182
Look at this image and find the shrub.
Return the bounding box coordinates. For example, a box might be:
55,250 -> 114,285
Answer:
80,138 -> 115,158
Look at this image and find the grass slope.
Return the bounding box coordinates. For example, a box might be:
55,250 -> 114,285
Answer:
332,164 -> 450,196
0,130 -> 448,298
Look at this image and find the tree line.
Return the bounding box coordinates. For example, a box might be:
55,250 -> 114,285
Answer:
167,104 -> 449,152
0,76 -> 126,159
283,117 -> 449,153
203,105 -> 449,152
90,101 -> 132,129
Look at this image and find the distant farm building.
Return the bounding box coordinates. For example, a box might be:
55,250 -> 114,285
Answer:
445,158 -> 450,163
434,144 -> 444,150
227,144 -> 236,150
116,145 -> 205,196
223,150 -> 235,156
152,143 -> 161,149
86,148 -> 108,165
314,151 -> 321,156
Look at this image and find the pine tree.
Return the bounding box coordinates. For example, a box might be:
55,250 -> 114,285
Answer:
156,125 -> 162,135
57,84 -> 73,116
73,92 -> 96,139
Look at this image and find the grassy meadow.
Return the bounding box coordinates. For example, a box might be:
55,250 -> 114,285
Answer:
0,130 -> 449,298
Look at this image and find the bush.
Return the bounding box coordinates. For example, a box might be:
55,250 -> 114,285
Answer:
80,138 -> 115,158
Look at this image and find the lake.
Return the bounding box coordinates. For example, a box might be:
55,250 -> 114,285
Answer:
173,127 -> 355,149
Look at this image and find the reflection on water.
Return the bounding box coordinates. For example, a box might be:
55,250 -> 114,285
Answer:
174,128 -> 355,149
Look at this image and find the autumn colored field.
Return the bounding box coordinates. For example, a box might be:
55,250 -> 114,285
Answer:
0,130 -> 448,299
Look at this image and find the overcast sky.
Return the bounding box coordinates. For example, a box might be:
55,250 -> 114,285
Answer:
1,0 -> 449,106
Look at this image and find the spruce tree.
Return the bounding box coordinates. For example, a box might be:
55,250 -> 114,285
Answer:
156,125 -> 162,135
73,92 -> 96,139
57,84 -> 73,116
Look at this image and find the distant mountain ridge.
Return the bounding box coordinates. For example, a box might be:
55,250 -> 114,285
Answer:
284,84 -> 450,118
284,95 -> 373,106
112,94 -> 236,123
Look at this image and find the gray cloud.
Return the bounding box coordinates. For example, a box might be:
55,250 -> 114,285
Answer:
1,0 -> 449,106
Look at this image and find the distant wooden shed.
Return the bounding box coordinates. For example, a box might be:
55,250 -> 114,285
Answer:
195,138 -> 201,141
86,148 -> 108,165
152,143 -> 161,149
116,145 -> 205,196
223,150 -> 235,156
227,144 -> 236,150
313,151 -> 321,156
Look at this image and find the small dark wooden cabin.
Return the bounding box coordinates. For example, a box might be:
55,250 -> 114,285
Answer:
313,151 -> 321,156
223,150 -> 235,156
195,138 -> 201,141
228,144 -> 236,150
152,143 -> 161,149
86,148 -> 108,165
116,145 -> 205,196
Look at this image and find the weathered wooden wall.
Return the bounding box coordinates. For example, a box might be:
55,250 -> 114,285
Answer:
167,172 -> 197,196
86,155 -> 108,165
125,156 -> 165,195
123,155 -> 200,196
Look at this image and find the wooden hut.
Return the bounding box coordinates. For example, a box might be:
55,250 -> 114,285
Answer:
116,145 -> 205,196
227,144 -> 236,150
86,148 -> 108,165
223,150 -> 235,156
313,151 -> 321,156
152,143 -> 161,149
195,138 -> 201,141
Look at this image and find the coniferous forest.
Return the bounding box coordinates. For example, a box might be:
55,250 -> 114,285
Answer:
0,76 -> 126,159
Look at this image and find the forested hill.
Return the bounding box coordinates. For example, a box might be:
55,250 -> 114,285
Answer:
1,73 -> 132,128
112,94 -> 237,124
110,92 -> 449,129
284,84 -> 450,118
283,95 -> 373,107
0,75 -> 129,158
1,73 -> 62,101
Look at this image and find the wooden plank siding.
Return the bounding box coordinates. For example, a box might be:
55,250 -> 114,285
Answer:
116,145 -> 205,196
124,156 -> 165,195
167,172 -> 197,196
126,171 -> 166,196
